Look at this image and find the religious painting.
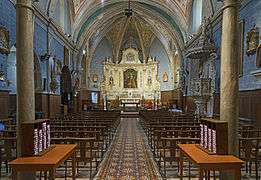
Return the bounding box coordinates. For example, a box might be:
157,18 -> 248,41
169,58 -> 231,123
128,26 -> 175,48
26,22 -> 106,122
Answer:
246,24 -> 259,56
0,27 -> 10,54
256,44 -> 261,68
238,20 -> 245,76
163,72 -> 168,82
124,69 -> 137,88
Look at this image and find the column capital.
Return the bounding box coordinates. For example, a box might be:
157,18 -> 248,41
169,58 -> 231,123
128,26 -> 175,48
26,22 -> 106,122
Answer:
16,1 -> 34,13
221,0 -> 240,11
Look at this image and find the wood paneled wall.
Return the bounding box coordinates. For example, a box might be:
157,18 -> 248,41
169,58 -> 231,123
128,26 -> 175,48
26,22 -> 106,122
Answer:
48,94 -> 61,118
9,94 -> 16,115
161,89 -> 183,108
183,96 -> 197,113
80,89 -> 103,109
8,93 -> 61,119
0,90 -> 10,118
213,89 -> 261,125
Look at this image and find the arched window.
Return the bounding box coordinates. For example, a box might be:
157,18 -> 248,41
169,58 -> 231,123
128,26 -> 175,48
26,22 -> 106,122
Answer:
191,0 -> 203,33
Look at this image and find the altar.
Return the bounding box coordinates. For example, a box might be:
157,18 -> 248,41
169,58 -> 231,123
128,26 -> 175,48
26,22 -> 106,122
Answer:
101,48 -> 161,109
121,99 -> 140,111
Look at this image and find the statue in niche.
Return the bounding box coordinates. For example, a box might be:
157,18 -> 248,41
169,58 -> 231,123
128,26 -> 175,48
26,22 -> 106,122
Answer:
74,77 -> 80,92
148,76 -> 152,85
109,76 -> 113,86
246,24 -> 259,56
124,69 -> 137,88
0,27 -> 9,54
93,74 -> 98,83
163,72 -> 168,82
0,64 -> 5,81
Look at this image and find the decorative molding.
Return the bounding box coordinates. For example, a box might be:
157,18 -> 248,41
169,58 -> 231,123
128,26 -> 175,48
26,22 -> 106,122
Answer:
251,69 -> 261,84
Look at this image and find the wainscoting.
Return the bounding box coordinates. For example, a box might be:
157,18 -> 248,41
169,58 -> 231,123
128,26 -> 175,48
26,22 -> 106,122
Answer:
0,90 -> 10,118
161,89 -> 183,108
213,89 -> 261,125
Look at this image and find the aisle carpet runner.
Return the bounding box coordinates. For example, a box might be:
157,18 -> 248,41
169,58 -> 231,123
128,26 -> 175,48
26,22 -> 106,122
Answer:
95,118 -> 162,180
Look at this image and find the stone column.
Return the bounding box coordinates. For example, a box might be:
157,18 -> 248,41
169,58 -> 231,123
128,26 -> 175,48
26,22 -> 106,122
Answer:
16,0 -> 35,157
220,0 -> 240,156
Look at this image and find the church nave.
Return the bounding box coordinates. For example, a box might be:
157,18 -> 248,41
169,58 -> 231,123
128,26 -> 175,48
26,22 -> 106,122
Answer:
1,0 -> 261,179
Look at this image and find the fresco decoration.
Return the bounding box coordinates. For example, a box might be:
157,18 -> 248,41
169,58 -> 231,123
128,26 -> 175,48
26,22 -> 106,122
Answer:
246,24 -> 259,56
0,27 -> 10,54
124,69 -> 138,88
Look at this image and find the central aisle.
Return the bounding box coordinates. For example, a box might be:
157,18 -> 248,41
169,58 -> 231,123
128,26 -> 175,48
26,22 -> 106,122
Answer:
96,118 -> 162,180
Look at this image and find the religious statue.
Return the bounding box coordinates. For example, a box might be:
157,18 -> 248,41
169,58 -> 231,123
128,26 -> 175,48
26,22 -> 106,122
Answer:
0,64 -> 5,81
124,69 -> 137,88
148,76 -> 152,85
163,72 -> 168,82
246,24 -> 259,56
74,77 -> 80,92
109,76 -> 113,86
93,74 -> 98,83
0,27 -> 9,54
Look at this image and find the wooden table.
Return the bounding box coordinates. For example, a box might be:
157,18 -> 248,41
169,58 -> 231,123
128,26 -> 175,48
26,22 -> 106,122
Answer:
178,144 -> 244,180
9,144 -> 77,180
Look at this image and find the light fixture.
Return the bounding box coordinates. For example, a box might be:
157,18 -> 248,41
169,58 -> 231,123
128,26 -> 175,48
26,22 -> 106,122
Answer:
125,0 -> 133,17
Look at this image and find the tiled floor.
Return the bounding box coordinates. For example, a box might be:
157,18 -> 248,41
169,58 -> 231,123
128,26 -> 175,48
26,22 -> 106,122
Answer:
1,118 -> 260,179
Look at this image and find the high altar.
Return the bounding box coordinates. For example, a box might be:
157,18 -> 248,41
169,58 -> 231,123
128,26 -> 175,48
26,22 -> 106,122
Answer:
101,48 -> 161,108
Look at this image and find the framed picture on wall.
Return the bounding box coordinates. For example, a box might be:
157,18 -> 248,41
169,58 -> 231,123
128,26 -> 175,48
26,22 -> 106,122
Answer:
0,27 -> 10,54
238,20 -> 245,76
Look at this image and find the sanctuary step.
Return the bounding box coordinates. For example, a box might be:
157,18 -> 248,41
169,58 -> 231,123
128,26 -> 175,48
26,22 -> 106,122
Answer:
120,111 -> 140,118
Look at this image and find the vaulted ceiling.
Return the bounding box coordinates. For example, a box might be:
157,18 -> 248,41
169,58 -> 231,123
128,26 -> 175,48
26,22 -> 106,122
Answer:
71,0 -> 194,53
